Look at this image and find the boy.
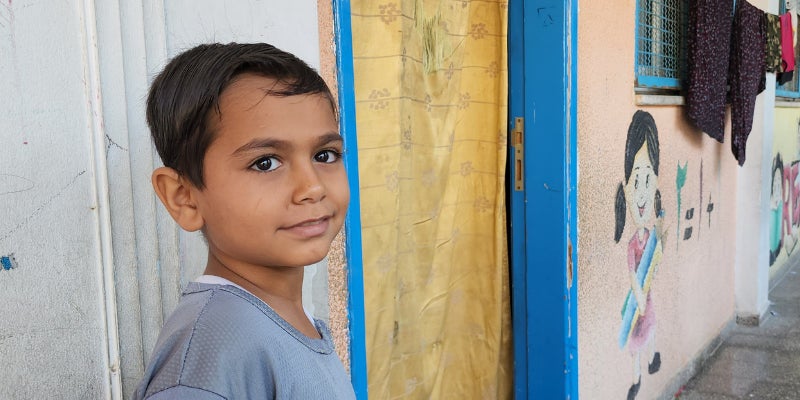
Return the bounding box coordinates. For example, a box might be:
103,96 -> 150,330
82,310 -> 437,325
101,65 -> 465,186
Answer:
134,43 -> 355,399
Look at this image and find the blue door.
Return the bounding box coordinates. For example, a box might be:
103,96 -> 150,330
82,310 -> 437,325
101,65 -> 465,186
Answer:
508,0 -> 579,398
333,0 -> 579,397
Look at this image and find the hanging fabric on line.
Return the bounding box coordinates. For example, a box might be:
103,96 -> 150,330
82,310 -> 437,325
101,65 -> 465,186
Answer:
778,11 -> 795,84
729,0 -> 766,166
765,13 -> 782,73
685,0 -> 734,142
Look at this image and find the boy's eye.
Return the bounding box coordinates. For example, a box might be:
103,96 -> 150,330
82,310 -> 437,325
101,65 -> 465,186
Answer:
250,156 -> 281,172
314,149 -> 342,163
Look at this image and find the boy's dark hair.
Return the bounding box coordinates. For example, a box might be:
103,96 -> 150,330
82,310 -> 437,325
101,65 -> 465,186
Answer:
146,42 -> 335,188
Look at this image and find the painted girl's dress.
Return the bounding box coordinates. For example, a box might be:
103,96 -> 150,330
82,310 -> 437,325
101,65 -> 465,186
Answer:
770,199 -> 782,264
627,228 -> 656,355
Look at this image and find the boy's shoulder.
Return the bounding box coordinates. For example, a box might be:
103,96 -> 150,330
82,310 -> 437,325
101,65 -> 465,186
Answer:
173,283 -> 334,353
149,283 -> 271,350
137,282 -> 355,400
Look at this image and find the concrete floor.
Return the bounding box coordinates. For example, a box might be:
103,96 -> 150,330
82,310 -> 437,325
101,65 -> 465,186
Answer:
676,258 -> 800,399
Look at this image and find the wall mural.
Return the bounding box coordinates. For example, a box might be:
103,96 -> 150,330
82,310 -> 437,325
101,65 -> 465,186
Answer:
770,152 -> 800,266
676,161 -> 688,245
675,160 -> 715,250
614,110 -> 663,400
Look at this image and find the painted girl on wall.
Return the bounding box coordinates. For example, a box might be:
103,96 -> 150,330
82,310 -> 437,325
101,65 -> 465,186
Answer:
770,153 -> 784,266
614,110 -> 663,400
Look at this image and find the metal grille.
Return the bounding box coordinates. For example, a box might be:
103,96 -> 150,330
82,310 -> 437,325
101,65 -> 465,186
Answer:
635,0 -> 688,89
777,2 -> 800,98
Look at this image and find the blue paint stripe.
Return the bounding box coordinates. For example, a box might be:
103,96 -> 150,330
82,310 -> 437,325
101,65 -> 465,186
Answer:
633,0 -> 641,80
776,89 -> 800,99
567,0 -> 580,397
332,1 -> 369,399
1,255 -> 15,271
636,75 -> 682,90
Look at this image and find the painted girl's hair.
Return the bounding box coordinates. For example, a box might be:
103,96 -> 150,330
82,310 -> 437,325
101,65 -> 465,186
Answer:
614,110 -> 661,243
772,153 -> 784,196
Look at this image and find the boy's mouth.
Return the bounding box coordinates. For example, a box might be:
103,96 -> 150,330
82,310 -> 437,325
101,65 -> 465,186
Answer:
283,216 -> 332,238
288,216 -> 330,227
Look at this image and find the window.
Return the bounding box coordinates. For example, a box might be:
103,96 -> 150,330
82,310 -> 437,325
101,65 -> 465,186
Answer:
635,0 -> 689,91
777,2 -> 800,99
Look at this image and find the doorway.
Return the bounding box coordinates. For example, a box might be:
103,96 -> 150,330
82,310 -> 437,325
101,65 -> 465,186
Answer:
333,0 -> 579,398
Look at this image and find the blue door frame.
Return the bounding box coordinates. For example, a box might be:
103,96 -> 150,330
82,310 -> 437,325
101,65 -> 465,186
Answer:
508,0 -> 579,398
332,1 -> 369,398
334,0 -> 579,398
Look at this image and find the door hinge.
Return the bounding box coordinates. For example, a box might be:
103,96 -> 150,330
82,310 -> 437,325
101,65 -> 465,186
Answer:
512,117 -> 524,191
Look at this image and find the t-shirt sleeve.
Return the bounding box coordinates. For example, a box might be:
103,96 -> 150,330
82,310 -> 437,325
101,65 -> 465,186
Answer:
145,385 -> 227,400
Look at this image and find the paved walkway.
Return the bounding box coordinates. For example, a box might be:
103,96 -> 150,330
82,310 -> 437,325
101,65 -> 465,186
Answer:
676,257 -> 800,399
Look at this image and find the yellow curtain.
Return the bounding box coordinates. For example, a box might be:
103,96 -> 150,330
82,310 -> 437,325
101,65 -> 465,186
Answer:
351,1 -> 511,398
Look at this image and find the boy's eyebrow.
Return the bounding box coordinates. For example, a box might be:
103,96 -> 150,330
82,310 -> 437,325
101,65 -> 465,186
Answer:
233,138 -> 285,155
232,132 -> 343,155
315,132 -> 344,147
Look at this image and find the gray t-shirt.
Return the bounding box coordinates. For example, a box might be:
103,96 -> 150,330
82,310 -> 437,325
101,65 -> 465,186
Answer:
134,282 -> 356,399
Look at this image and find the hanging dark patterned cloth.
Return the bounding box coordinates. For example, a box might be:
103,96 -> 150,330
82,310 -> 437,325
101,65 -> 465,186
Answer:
685,0 -> 735,142
765,13 -> 782,73
777,12 -> 795,84
729,0 -> 766,166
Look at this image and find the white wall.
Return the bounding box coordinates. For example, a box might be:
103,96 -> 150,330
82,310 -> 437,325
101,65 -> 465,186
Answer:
0,1 -> 325,398
734,0 -> 774,325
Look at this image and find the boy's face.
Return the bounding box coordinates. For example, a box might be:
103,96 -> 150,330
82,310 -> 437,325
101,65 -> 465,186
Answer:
194,73 -> 349,270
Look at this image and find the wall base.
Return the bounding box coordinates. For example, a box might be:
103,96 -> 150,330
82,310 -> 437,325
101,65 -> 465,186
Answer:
657,318 -> 735,400
735,309 -> 769,327
736,299 -> 771,327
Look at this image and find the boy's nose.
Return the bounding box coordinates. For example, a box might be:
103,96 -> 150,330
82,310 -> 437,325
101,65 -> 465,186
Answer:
292,163 -> 326,203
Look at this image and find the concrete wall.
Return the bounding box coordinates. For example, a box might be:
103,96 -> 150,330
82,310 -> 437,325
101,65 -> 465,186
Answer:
575,1 -> 764,398
0,1 -> 334,398
0,2 -> 109,397
769,106 -> 800,279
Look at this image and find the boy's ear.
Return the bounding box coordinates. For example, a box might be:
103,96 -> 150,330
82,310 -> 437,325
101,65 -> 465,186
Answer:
151,167 -> 205,232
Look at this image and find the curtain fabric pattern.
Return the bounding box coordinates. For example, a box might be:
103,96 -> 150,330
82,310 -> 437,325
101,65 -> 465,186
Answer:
350,1 -> 512,398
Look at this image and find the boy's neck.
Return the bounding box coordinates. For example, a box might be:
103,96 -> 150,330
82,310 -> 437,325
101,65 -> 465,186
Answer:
203,252 -> 321,339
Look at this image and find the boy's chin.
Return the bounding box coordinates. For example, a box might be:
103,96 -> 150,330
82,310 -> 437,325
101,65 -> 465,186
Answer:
293,246 -> 335,267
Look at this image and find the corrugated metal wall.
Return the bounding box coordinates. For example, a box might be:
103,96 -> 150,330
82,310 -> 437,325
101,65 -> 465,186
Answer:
0,1 -> 326,398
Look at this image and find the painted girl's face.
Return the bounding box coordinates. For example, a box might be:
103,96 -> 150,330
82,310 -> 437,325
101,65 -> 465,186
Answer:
625,140 -> 658,228
772,169 -> 783,209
